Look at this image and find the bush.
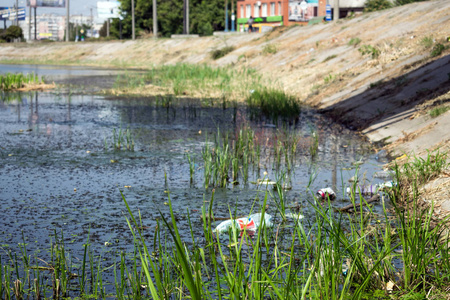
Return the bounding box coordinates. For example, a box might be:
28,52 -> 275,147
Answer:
198,23 -> 214,36
262,43 -> 277,55
348,37 -> 361,46
394,0 -> 427,5
2,25 -> 23,42
210,46 -> 235,60
430,43 -> 445,57
364,0 -> 392,12
420,36 -> 434,49
246,88 -> 300,122
359,44 -> 380,59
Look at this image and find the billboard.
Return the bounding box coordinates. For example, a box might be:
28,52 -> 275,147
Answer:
26,0 -> 66,8
97,1 -> 121,19
0,7 -> 26,21
289,1 -> 317,22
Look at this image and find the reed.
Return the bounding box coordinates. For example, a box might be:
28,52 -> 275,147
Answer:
2,151 -> 450,299
0,72 -> 43,91
105,127 -> 135,151
246,87 -> 301,123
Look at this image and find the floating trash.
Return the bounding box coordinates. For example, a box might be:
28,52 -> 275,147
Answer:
214,213 -> 273,233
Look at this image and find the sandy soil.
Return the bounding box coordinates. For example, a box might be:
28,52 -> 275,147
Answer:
1,0 -> 449,210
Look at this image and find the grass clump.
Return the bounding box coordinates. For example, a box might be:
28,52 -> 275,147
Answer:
420,36 -> 434,49
104,127 -> 135,151
210,46 -> 235,60
364,0 -> 392,12
143,63 -> 263,101
246,88 -> 300,122
322,54 -> 337,63
429,105 -> 450,118
0,72 -> 43,91
430,43 -> 445,57
262,43 -> 278,55
359,45 -> 381,59
348,37 -> 361,46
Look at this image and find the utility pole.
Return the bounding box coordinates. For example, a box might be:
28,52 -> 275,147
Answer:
66,0 -> 70,41
225,0 -> 228,32
15,0 -> 18,26
131,0 -> 135,39
231,0 -> 235,32
183,0 -> 186,34
153,0 -> 157,38
107,18 -> 109,37
334,0 -> 339,21
28,5 -> 31,41
186,0 -> 189,34
34,7 -> 36,40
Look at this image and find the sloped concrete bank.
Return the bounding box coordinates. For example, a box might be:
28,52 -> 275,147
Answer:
1,0 -> 449,207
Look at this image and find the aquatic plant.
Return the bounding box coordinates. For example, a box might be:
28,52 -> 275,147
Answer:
309,130 -> 319,157
105,127 -> 135,151
246,88 -> 301,123
2,150 -> 450,299
0,72 -> 43,91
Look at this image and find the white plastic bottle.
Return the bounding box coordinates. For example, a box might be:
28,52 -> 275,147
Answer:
214,213 -> 273,233
317,188 -> 336,200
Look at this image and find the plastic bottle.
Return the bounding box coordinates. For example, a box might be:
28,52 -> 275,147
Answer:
317,188 -> 336,200
214,213 -> 273,233
346,185 -> 378,195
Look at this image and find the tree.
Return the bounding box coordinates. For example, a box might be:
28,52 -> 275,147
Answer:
3,25 -> 24,42
112,0 -> 228,38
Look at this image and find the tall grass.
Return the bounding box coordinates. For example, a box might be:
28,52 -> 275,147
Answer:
110,63 -> 265,103
201,127 -> 301,188
104,127 -> 135,151
2,150 -> 450,299
246,87 -> 301,123
0,72 -> 43,91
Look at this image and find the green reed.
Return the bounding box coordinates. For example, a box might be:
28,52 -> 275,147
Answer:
2,150 -> 450,299
201,127 -> 303,188
105,127 -> 135,151
246,87 -> 301,123
0,72 -> 43,91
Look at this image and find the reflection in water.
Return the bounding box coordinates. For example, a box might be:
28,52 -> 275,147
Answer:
0,91 -> 390,293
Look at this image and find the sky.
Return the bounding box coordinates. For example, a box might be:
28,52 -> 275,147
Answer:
1,0 -> 102,25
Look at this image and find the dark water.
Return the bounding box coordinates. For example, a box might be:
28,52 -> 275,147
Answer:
0,65 -> 392,291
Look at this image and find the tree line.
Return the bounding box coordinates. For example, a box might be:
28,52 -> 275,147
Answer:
105,0 -> 230,38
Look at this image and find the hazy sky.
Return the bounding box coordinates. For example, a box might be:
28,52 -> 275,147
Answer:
1,0 -> 101,23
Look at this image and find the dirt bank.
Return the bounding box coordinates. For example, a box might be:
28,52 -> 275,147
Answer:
1,0 -> 449,207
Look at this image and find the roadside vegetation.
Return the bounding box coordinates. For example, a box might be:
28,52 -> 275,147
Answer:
1,149 -> 449,299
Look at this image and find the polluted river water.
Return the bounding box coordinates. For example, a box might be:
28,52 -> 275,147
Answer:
0,65 -> 393,293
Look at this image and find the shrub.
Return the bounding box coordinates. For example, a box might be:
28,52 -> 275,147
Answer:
429,105 -> 450,118
262,43 -> 277,55
210,46 -> 235,60
364,0 -> 392,12
322,54 -> 337,62
348,37 -> 361,46
246,88 -> 300,122
420,36 -> 433,49
198,23 -> 214,36
430,43 -> 445,57
394,0 -> 427,5
359,44 -> 380,59
3,25 -> 23,42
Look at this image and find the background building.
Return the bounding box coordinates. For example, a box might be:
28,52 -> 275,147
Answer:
237,0 -> 364,32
